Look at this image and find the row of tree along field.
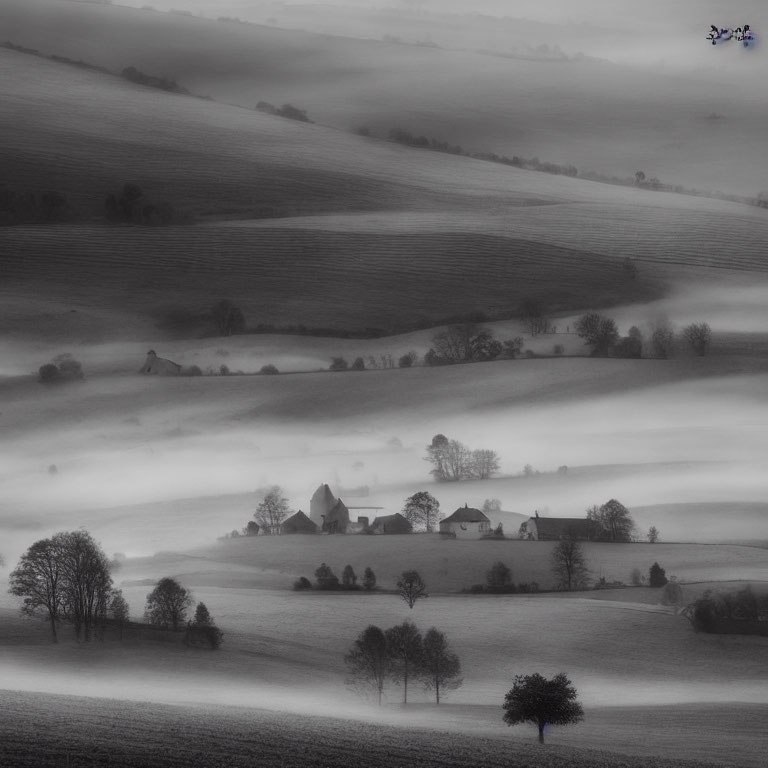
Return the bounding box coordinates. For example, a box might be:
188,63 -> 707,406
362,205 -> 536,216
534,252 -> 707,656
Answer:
7,532 -> 220,647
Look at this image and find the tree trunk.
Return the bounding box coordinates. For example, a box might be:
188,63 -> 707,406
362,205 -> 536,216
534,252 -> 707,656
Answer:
435,681 -> 440,705
403,663 -> 408,704
49,613 -> 58,643
538,724 -> 545,744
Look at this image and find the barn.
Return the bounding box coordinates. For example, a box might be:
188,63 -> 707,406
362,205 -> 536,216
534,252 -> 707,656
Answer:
281,510 -> 318,535
519,515 -> 599,541
439,505 -> 491,539
139,350 -> 181,375
369,513 -> 412,535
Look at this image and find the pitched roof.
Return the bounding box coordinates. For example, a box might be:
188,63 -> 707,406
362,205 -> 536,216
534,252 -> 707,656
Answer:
530,517 -> 597,538
371,513 -> 412,531
442,506 -> 490,524
282,510 -> 317,531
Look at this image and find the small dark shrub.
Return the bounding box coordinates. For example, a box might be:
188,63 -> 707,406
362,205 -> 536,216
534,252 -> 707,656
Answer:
351,357 -> 366,371
260,364 -> 280,375
182,365 -> 203,377
293,576 -> 312,591
649,562 -> 668,588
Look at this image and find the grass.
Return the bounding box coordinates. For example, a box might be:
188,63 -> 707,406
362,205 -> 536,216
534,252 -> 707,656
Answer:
0,690 -> 756,768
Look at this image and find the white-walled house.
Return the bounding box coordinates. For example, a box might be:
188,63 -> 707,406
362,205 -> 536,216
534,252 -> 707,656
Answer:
439,505 -> 491,539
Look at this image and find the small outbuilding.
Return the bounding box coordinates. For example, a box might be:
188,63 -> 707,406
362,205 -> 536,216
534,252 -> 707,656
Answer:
139,350 -> 181,375
519,515 -> 598,541
439,504 -> 491,539
370,513 -> 412,535
281,510 -> 318,535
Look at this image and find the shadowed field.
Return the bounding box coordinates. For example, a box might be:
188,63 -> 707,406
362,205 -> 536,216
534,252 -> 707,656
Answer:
2,690 -> 761,768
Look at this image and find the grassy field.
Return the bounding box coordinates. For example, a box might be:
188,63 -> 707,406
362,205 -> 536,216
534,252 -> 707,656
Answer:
2,690 -> 760,768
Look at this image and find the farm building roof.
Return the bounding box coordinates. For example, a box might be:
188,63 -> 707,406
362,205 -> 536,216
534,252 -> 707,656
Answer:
530,517 -> 598,539
370,513 -> 412,533
281,510 -> 318,534
442,506 -> 490,524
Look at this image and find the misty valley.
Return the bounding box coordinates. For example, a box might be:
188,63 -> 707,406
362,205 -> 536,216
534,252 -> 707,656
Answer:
1,1 -> 768,767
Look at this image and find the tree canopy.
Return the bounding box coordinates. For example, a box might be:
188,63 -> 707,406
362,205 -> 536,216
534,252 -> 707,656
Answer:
503,672 -> 584,743
402,491 -> 441,532
345,625 -> 390,705
587,499 -> 635,542
397,570 -> 428,609
254,486 -> 292,534
575,313 -> 620,356
420,627 -> 462,704
144,577 -> 193,631
550,539 -> 590,590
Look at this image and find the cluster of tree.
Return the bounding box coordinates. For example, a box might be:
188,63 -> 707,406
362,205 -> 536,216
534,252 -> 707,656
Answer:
345,621 -> 461,705
105,183 -> 180,225
9,530 -> 119,642
503,672 -> 584,744
425,322 -> 522,365
385,126 -> 577,178
210,299 -> 246,336
682,585 -> 768,634
633,170 -> 663,190
629,559 -> 667,586
468,561 -> 539,594
38,354 -> 84,384
328,352 -> 419,371
0,186 -> 69,225
425,434 -> 500,482
144,578 -> 222,648
255,101 -> 312,122
575,314 -> 712,358
121,66 -> 189,94
586,499 -> 636,542
294,563 -> 377,592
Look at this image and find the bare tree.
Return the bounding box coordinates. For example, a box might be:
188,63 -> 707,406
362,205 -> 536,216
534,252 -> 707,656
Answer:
470,449 -> 500,479
575,313 -> 619,356
551,539 -> 590,590
521,298 -> 551,336
397,570 -> 428,609
420,627 -> 462,704
9,537 -> 66,642
109,589 -> 130,640
345,625 -> 390,705
682,322 -> 712,356
211,299 -> 245,336
651,324 -> 675,358
402,491 -> 441,532
385,620 -> 423,704
254,485 -> 292,534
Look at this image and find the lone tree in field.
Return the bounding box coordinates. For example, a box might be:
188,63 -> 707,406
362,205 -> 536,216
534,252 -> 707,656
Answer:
211,299 -> 246,336
647,526 -> 660,543
192,602 -> 213,626
362,567 -> 377,591
682,322 -> 712,356
420,627 -> 462,704
587,499 -> 635,542
145,577 -> 193,631
253,485 -> 292,534
402,491 -> 441,532
397,570 -> 428,609
575,313 -> 619,356
385,620 -> 423,705
551,539 -> 590,590
503,672 -> 584,744
345,624 -> 390,705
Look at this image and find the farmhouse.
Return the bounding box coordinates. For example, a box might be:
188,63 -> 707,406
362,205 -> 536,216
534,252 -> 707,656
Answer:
439,505 -> 491,539
519,514 -> 599,541
281,510 -> 318,535
139,349 -> 181,375
370,512 -> 412,535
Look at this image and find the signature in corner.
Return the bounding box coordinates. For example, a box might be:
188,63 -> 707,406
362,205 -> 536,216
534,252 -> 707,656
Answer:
707,24 -> 755,46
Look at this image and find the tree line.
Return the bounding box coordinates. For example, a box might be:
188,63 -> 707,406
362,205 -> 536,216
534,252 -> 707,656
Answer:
425,434 -> 500,482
